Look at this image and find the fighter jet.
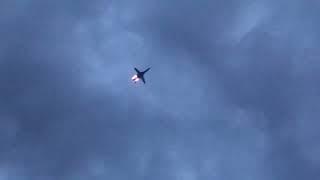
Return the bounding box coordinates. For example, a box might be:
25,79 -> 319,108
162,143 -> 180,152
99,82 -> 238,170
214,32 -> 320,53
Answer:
131,67 -> 150,84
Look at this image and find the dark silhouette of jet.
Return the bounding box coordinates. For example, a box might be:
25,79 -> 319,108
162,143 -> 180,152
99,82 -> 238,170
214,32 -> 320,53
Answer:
131,67 -> 150,84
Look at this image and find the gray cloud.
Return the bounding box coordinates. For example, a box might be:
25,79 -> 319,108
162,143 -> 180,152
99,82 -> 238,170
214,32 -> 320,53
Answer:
0,0 -> 319,179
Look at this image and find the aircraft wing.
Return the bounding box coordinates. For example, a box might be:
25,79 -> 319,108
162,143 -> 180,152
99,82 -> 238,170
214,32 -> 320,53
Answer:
134,68 -> 140,74
141,76 -> 146,84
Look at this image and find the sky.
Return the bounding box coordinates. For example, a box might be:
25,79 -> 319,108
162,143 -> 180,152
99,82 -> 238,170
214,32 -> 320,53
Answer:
0,0 -> 320,179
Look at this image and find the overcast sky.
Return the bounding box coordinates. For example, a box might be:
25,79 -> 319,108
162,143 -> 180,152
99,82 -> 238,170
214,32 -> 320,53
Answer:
0,0 -> 320,179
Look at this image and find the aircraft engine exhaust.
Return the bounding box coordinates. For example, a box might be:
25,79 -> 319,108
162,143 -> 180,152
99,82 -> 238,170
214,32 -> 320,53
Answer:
131,74 -> 140,83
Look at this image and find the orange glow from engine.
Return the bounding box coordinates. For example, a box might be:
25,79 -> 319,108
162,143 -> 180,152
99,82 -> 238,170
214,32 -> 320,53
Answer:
131,74 -> 140,83
131,74 -> 137,80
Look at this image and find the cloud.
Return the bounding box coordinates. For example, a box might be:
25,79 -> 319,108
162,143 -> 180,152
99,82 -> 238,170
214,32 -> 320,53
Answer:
0,0 -> 319,179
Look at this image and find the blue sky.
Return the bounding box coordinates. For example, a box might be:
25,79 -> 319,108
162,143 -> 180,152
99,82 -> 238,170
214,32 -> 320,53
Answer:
0,0 -> 319,179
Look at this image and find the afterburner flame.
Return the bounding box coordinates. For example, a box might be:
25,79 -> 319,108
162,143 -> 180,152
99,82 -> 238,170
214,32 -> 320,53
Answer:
131,74 -> 140,83
131,74 -> 137,80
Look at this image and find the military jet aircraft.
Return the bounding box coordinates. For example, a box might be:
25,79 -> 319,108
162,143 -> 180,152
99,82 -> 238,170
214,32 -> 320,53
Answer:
131,67 -> 150,84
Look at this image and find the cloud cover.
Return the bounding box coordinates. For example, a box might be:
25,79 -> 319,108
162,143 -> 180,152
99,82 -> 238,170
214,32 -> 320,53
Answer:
0,0 -> 319,179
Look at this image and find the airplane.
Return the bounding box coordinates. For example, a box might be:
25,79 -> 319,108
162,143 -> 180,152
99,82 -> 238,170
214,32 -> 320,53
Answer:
131,67 -> 150,84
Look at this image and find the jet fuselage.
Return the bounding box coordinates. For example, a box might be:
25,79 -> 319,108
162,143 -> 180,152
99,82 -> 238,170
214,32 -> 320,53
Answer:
132,67 -> 150,84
